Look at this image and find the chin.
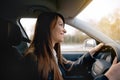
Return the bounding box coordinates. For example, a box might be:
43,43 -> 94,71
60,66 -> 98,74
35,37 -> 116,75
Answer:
58,39 -> 64,42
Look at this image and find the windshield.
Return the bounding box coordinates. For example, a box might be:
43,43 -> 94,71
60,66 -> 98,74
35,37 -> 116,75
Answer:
76,0 -> 120,44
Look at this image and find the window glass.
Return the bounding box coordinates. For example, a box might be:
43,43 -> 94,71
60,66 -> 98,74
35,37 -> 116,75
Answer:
20,18 -> 94,52
76,0 -> 120,44
62,24 -> 92,51
20,18 -> 37,40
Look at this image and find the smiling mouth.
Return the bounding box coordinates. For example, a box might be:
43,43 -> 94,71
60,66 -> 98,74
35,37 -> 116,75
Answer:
61,34 -> 64,36
61,33 -> 64,35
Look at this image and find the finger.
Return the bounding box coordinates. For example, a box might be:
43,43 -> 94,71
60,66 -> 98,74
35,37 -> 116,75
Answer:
118,62 -> 120,65
97,43 -> 104,47
112,57 -> 117,65
94,43 -> 104,51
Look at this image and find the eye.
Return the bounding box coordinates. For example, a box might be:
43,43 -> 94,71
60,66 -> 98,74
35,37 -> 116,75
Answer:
59,23 -> 64,27
59,23 -> 62,26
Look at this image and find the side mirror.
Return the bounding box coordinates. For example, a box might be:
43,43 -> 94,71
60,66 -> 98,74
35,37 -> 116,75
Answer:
83,39 -> 97,50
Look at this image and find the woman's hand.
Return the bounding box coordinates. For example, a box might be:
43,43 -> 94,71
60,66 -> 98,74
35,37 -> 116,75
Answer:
89,43 -> 104,57
105,57 -> 120,80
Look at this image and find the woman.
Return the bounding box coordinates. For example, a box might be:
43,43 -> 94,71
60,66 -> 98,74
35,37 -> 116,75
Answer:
24,12 -> 120,80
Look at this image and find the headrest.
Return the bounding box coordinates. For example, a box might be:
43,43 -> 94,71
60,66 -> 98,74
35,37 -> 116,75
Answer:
8,23 -> 22,46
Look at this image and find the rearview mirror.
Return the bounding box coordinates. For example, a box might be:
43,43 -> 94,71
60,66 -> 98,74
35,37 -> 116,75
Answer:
83,39 -> 97,50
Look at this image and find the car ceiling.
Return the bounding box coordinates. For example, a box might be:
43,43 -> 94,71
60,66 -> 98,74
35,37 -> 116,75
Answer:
0,0 -> 92,21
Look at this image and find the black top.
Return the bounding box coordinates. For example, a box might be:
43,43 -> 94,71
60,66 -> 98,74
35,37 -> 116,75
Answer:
24,52 -> 109,80
94,74 -> 108,80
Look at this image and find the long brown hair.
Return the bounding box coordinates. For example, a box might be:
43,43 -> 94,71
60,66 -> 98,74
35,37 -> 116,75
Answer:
25,12 -> 65,80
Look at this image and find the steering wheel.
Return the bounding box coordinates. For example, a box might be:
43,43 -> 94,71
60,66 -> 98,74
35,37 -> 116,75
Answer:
91,45 -> 117,78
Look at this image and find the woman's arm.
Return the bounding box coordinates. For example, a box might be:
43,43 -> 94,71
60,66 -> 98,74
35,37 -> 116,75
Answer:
94,74 -> 108,80
89,43 -> 104,57
62,43 -> 104,71
104,57 -> 120,80
62,52 -> 95,71
95,57 -> 120,80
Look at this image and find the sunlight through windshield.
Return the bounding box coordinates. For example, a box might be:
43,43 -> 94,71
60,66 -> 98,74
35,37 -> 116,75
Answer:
76,0 -> 120,43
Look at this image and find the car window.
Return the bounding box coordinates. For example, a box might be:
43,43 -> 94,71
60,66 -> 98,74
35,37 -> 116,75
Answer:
20,18 -> 37,40
20,18 -> 94,52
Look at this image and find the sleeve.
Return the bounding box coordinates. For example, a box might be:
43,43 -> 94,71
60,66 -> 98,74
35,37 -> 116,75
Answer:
62,52 -> 95,71
73,52 -> 95,67
94,74 -> 109,80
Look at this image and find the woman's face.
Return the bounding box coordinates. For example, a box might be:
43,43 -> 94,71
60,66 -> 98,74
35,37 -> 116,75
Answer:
51,16 -> 66,45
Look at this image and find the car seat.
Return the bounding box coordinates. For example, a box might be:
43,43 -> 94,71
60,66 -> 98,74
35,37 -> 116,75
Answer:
2,21 -> 25,80
0,18 -> 38,80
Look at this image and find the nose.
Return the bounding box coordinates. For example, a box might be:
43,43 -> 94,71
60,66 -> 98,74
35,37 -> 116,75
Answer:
63,28 -> 66,33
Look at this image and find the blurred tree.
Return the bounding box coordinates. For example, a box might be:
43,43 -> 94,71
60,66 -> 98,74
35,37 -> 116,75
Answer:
97,8 -> 120,42
63,30 -> 90,44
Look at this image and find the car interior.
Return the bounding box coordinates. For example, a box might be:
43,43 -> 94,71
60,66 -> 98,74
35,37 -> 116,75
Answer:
1,0 -> 120,80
